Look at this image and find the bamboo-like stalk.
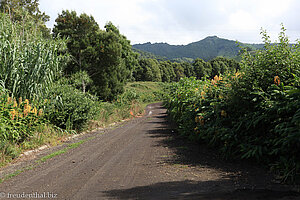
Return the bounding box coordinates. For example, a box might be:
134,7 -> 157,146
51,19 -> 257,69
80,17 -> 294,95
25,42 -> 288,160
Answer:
0,12 -> 68,100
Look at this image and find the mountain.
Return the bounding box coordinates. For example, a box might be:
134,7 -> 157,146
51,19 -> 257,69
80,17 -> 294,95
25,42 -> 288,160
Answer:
133,36 -> 262,61
133,48 -> 168,61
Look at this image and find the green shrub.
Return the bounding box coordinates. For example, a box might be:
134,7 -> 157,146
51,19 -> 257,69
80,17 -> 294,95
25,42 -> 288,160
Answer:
0,140 -> 20,160
165,26 -> 300,183
44,83 -> 97,131
0,91 -> 44,143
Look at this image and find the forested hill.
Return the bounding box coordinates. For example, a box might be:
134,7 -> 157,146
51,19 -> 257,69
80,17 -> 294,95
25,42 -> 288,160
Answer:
133,36 -> 263,61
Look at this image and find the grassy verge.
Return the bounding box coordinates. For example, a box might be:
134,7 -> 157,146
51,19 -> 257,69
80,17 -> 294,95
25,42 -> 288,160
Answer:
0,137 -> 93,183
87,81 -> 167,129
37,138 -> 93,163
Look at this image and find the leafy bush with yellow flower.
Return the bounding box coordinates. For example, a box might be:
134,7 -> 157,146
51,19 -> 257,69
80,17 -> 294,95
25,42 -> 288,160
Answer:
0,90 -> 44,143
165,26 -> 300,183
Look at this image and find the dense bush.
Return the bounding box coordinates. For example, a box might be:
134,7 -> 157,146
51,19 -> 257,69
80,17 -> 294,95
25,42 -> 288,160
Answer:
165,27 -> 300,182
44,82 -> 98,131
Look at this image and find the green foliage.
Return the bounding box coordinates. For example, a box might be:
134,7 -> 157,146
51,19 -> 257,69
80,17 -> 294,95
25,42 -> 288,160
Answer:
119,82 -> 166,104
53,11 -> 138,100
53,10 -> 99,75
0,90 -> 44,143
69,70 -> 93,93
88,22 -> 138,100
134,55 -> 238,83
134,58 -> 162,82
240,26 -> 300,91
44,82 -> 98,131
0,12 -> 68,100
208,57 -> 239,78
133,48 -> 168,61
173,62 -> 185,81
159,61 -> 176,82
181,62 -> 195,78
0,0 -> 49,23
165,27 -> 300,183
193,58 -> 211,79
0,0 -> 50,37
0,140 -> 20,160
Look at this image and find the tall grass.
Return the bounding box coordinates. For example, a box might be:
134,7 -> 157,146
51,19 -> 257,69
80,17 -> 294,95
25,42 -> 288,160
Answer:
0,12 -> 68,99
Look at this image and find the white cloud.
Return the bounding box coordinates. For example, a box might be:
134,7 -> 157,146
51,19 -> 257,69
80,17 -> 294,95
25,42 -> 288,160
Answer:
39,0 -> 300,44
229,10 -> 258,31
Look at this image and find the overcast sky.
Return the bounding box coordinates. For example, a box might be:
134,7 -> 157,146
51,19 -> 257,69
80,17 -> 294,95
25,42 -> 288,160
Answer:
39,0 -> 300,45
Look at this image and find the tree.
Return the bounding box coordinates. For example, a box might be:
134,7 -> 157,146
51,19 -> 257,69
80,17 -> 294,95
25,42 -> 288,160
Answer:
0,0 -> 50,36
181,62 -> 195,78
53,11 -> 138,100
193,58 -> 211,79
159,61 -> 176,82
104,22 -> 139,81
209,57 -> 240,78
173,63 -> 185,81
53,10 -> 99,75
0,0 -> 49,22
136,58 -> 161,82
86,22 -> 138,100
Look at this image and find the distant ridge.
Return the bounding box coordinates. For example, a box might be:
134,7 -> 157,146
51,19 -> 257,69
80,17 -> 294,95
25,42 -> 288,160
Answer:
133,36 -> 263,61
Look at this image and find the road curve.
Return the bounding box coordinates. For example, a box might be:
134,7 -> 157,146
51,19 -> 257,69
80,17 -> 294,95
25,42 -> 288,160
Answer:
0,102 -> 299,200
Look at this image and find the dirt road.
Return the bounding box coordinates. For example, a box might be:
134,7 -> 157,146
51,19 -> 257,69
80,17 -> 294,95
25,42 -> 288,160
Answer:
0,103 -> 299,199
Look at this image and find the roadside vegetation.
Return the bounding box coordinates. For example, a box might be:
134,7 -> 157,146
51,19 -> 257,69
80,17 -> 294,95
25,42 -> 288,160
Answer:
165,27 -> 300,183
1,0 -> 299,186
0,0 -> 165,167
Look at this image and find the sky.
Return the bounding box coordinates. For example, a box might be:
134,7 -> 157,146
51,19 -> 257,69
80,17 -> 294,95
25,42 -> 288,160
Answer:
39,0 -> 300,45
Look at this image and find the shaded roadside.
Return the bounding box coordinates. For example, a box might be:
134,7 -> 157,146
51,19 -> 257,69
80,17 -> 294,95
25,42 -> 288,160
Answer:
104,107 -> 300,199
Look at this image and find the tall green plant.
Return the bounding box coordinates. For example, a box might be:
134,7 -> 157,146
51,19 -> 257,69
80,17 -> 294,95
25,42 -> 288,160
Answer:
0,12 -> 68,99
165,26 -> 300,182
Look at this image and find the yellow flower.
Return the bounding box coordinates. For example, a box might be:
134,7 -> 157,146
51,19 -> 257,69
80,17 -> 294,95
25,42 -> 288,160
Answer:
274,76 -> 280,86
24,104 -> 31,116
10,109 -> 16,120
38,109 -> 43,117
214,75 -> 221,82
195,116 -> 204,125
7,96 -> 12,104
221,110 -> 227,117
13,100 -> 18,108
27,105 -> 31,112
24,99 -> 29,105
211,79 -> 216,86
19,97 -> 22,105
201,91 -> 206,99
24,109 -> 28,117
32,107 -> 37,115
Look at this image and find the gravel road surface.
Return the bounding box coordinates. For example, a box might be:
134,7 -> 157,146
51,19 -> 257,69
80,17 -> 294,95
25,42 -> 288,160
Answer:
0,102 -> 299,199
